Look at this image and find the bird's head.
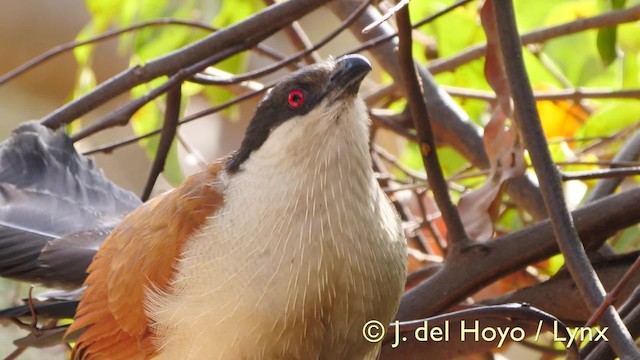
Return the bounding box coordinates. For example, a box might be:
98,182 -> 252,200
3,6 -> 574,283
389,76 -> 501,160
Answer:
226,54 -> 372,172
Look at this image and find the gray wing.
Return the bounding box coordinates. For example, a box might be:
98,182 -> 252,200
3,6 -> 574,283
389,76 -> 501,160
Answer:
0,121 -> 142,288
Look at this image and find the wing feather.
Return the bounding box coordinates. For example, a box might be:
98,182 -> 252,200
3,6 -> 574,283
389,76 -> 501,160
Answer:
67,162 -> 225,359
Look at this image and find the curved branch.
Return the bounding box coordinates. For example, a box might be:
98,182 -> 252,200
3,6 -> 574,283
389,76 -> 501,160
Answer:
186,0 -> 372,86
141,84 -> 182,201
330,0 -> 548,220
395,187 -> 640,323
396,3 -> 469,246
39,0 -> 332,129
0,19 -> 290,86
492,2 -> 638,357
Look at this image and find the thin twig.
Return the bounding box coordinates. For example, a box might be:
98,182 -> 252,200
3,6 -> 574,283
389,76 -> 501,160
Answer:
263,0 -> 322,64
0,19 -> 290,86
446,161 -> 640,183
40,0 -> 333,129
70,44 -> 244,141
362,0 -> 408,34
372,144 -> 426,181
176,133 -> 207,168
81,79 -> 273,155
527,44 -> 593,117
493,1 -> 639,357
587,129 -> 640,203
586,254 -> 640,328
26,286 -> 37,330
3,347 -> 26,360
141,84 -> 182,201
578,121 -> 640,156
396,3 -> 469,247
582,285 -> 640,358
442,85 -> 640,101
412,189 -> 448,255
368,109 -> 418,142
428,5 -> 640,75
382,182 -> 428,193
287,22 -> 323,64
191,68 -> 266,89
347,0 -> 475,56
561,166 -> 640,181
74,0 -> 374,141
558,160 -> 640,167
190,0 -> 373,86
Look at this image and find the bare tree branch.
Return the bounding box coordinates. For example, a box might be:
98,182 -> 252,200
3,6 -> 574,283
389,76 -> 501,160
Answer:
141,85 -> 182,201
188,0 -> 372,86
330,0 -> 548,221
586,129 -> 640,203
395,3 -> 469,247
492,1 -> 638,357
263,0 -> 322,64
442,86 -> 640,101
0,19 -> 292,86
39,0 -> 333,129
428,5 -> 640,75
561,166 -> 640,181
392,187 -> 640,329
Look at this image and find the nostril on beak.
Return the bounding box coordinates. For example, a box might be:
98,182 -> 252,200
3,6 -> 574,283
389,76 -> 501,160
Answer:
330,54 -> 372,92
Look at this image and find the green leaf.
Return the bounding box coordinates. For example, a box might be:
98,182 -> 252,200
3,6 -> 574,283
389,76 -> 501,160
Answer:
622,53 -> 640,88
543,253 -> 565,277
612,0 -> 627,9
577,100 -> 640,137
196,0 -> 262,119
84,0 -> 131,32
73,25 -> 98,67
414,1 -> 484,58
212,0 -> 262,28
597,27 -> 618,67
612,226 -> 640,252
73,67 -> 97,98
596,0 -> 626,66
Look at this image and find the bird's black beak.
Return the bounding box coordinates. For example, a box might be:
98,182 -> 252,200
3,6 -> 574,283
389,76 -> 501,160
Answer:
329,54 -> 372,97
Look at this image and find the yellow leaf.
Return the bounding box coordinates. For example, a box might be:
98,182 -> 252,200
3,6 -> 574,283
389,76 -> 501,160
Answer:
534,83 -> 589,139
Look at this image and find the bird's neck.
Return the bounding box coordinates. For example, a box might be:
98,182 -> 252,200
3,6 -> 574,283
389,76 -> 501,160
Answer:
225,99 -> 375,217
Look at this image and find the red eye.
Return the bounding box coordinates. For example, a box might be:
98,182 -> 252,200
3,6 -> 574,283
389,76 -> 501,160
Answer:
287,89 -> 305,109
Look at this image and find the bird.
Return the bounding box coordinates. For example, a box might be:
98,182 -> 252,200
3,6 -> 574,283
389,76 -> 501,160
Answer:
0,54 -> 407,360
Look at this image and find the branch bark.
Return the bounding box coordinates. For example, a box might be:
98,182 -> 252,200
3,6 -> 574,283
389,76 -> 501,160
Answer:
141,85 -> 182,201
39,0 -> 332,129
428,4 -> 640,75
395,4 -> 469,246
329,0 -> 547,221
492,2 -> 639,357
394,187 -> 640,326
586,129 -> 640,203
